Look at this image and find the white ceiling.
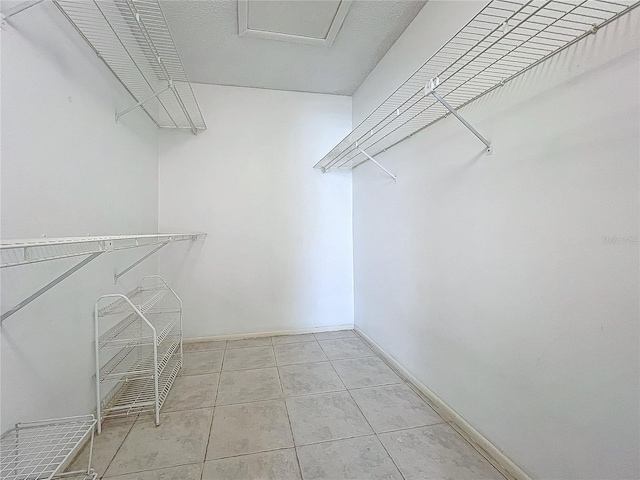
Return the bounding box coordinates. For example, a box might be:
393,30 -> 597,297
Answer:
159,0 -> 426,95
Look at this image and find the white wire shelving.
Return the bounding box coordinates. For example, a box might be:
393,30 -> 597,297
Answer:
52,0 -> 206,134
0,233 -> 205,323
314,0 -> 640,176
95,276 -> 182,433
0,234 -> 203,269
0,415 -> 97,480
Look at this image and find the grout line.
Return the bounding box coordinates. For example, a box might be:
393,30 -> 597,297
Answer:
275,364 -> 304,479
352,329 -> 512,480
323,346 -> 407,480
101,461 -> 205,479
205,445 -> 296,462
446,421 -> 510,480
200,341 -> 226,478
98,416 -> 137,479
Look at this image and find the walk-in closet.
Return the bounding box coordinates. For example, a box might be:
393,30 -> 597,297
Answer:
1,0 -> 638,479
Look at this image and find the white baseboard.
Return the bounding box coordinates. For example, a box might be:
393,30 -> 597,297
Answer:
183,324 -> 355,343
354,326 -> 533,480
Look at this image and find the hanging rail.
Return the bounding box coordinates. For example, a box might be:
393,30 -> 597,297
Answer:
314,0 -> 640,174
0,233 -> 205,323
53,0 -> 206,134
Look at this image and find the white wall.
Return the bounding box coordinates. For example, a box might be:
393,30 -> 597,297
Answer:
158,84 -> 353,338
1,3 -> 159,430
352,2 -> 639,479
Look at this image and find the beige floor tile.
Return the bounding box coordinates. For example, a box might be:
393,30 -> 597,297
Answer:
279,362 -> 345,397
379,424 -> 505,480
297,435 -> 403,480
183,340 -> 226,353
274,342 -> 328,366
286,391 -> 373,445
350,384 -> 442,433
102,463 -> 202,479
318,338 -> 375,360
207,400 -> 293,459
181,351 -> 223,376
227,337 -> 272,348
313,330 -> 356,341
67,417 -> 135,478
272,333 -> 317,345
202,449 -> 302,480
163,373 -> 218,412
331,357 -> 402,389
104,408 -> 212,477
222,346 -> 276,371
216,367 -> 283,405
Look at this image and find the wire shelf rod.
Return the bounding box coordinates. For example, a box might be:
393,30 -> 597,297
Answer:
315,0 -> 639,172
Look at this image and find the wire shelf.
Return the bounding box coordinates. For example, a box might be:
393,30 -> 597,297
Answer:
315,0 -> 640,171
53,0 -> 206,134
0,234 -> 204,269
99,336 -> 180,383
102,354 -> 181,417
99,309 -> 180,349
0,415 -> 96,480
98,283 -> 169,317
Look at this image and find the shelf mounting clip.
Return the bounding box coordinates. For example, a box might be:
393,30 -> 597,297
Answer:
425,77 -> 493,155
357,144 -> 397,182
115,80 -> 173,123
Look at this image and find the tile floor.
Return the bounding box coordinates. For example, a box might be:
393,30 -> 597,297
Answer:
72,330 -> 506,480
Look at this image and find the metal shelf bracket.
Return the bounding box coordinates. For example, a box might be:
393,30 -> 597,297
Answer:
426,77 -> 492,156
115,81 -> 172,123
357,145 -> 397,182
113,241 -> 171,284
1,252 -> 104,323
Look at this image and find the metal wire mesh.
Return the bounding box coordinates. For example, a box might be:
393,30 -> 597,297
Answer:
0,416 -> 96,480
315,0 -> 639,171
97,284 -> 169,317
99,309 -> 180,348
102,354 -> 181,417
99,336 -> 180,382
0,234 -> 204,269
53,0 -> 206,133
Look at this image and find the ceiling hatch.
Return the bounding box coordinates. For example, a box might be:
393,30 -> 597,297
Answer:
238,0 -> 352,46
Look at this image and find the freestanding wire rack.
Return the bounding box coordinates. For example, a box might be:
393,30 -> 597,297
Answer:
53,0 -> 206,134
314,0 -> 640,177
94,276 -> 182,434
0,415 -> 97,480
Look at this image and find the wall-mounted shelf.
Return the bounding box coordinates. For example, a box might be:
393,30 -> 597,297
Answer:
53,0 -> 206,134
0,233 -> 205,323
0,415 -> 97,480
314,0 -> 639,175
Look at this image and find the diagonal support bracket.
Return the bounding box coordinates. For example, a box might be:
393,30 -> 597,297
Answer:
113,242 -> 169,284
116,82 -> 172,123
1,252 -> 103,323
357,147 -> 397,182
426,78 -> 492,155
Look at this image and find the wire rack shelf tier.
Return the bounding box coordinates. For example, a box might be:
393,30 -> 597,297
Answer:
99,309 -> 180,348
102,354 -> 181,418
99,336 -> 180,382
98,283 -> 169,317
314,0 -> 640,172
53,0 -> 206,134
95,276 -> 183,432
0,415 -> 97,480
